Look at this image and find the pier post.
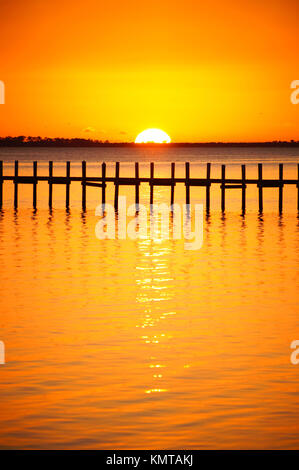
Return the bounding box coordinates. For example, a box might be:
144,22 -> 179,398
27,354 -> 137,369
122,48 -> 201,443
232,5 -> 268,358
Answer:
185,162 -> 190,205
258,163 -> 263,212
14,160 -> 18,209
66,161 -> 70,209
82,161 -> 86,210
221,164 -> 226,212
206,163 -> 211,213
48,161 -> 53,208
135,162 -> 139,206
150,162 -> 154,205
241,164 -> 246,214
279,163 -> 283,213
33,161 -> 37,209
298,164 -> 299,212
0,161 -> 3,209
171,162 -> 175,206
102,162 -> 106,206
114,162 -> 119,210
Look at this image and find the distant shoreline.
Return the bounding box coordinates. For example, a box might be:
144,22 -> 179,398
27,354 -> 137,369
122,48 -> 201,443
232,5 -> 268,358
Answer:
0,138 -> 299,148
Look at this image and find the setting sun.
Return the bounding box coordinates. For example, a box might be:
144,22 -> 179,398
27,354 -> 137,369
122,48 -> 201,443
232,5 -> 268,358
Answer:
135,129 -> 171,144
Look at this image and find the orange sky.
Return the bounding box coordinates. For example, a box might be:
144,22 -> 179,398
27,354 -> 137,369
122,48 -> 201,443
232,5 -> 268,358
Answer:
0,0 -> 298,142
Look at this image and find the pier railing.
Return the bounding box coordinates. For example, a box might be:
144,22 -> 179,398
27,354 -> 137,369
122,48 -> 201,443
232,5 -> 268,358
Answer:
0,161 -> 298,212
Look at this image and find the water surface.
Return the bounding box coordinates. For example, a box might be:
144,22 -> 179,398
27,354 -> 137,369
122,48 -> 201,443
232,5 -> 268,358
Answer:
0,147 -> 298,449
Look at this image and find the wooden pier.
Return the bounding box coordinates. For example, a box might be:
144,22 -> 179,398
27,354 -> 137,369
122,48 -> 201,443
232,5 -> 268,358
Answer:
0,160 -> 298,212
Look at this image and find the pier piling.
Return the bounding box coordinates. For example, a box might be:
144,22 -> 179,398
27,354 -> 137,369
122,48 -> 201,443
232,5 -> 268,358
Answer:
150,162 -> 154,205
135,162 -> 139,206
185,162 -> 190,205
171,162 -> 175,206
221,164 -> 226,212
82,161 -> 86,211
206,163 -> 211,213
66,161 -> 70,209
102,162 -> 106,206
279,163 -> 283,213
14,160 -> 18,209
258,163 -> 263,212
241,164 -> 246,213
48,161 -> 53,208
114,162 -> 119,210
33,161 -> 37,209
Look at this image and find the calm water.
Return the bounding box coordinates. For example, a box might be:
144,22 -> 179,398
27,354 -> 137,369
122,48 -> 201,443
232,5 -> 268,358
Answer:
0,147 -> 299,449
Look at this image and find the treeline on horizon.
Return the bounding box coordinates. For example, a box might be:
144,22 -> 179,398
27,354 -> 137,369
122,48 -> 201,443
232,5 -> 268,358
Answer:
0,136 -> 299,147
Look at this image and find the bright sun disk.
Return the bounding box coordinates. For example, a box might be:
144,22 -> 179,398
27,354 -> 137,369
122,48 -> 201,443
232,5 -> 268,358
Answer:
135,128 -> 171,144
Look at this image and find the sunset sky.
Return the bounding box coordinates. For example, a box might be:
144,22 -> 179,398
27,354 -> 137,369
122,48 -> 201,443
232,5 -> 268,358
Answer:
0,0 -> 298,142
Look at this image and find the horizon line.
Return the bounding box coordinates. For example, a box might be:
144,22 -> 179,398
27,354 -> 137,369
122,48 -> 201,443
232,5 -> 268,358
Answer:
0,136 -> 299,147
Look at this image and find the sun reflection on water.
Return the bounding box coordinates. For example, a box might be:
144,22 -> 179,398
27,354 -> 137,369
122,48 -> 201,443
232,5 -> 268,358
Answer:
134,232 -> 176,395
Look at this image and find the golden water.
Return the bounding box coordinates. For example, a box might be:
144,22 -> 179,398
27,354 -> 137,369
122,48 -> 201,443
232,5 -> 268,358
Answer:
0,157 -> 298,449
